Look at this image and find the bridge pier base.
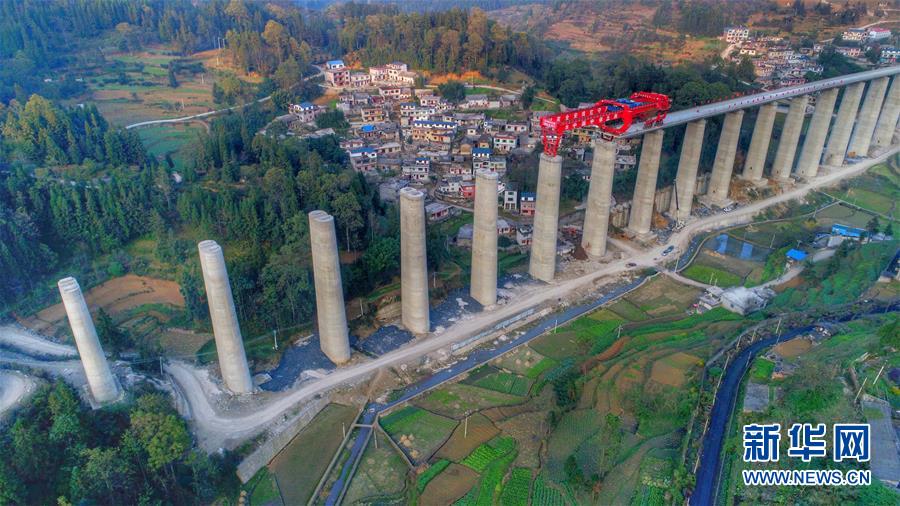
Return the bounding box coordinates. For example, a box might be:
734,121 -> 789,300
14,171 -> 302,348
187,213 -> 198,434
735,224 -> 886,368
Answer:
849,76 -> 889,157
872,77 -> 900,151
700,111 -> 744,208
796,88 -> 839,180
771,95 -> 809,182
823,83 -> 865,167
670,120 -> 706,221
529,154 -> 562,282
741,103 -> 776,185
581,138 -> 616,258
625,130 -> 664,241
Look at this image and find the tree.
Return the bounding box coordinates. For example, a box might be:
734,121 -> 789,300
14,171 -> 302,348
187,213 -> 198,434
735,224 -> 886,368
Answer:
168,68 -> 179,88
315,110 -> 349,130
867,216 -> 880,234
438,81 -> 466,103
521,85 -> 536,109
96,308 -> 130,352
273,57 -> 301,90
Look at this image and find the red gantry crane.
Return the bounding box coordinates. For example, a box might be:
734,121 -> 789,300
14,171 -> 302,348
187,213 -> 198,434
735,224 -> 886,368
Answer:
539,92 -> 671,156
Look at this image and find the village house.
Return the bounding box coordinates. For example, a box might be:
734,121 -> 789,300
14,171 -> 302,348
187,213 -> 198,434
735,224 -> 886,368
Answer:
403,157 -> 431,181
439,177 -> 462,195
374,142 -> 402,156
349,72 -> 371,89
493,132 -> 518,153
340,138 -> 365,151
497,218 -> 512,235
505,121 -> 528,134
463,94 -> 489,110
380,87 -> 413,101
460,181 -> 476,199
324,59 -> 350,87
361,106 -> 388,124
288,102 -> 323,124
868,27 -> 892,42
724,26 -> 750,43
410,120 -> 456,144
426,202 -> 451,221
503,185 -> 518,211
516,225 -> 533,246
348,146 -> 377,172
842,28 -> 867,42
447,163 -> 473,180
519,192 -> 536,216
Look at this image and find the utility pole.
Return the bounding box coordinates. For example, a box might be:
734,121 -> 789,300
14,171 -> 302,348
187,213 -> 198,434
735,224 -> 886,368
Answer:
464,416 -> 468,438
272,329 -> 278,350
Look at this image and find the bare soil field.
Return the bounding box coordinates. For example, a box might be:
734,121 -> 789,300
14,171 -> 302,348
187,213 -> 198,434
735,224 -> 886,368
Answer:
419,463 -> 479,506
772,337 -> 813,358
434,413 -> 500,462
649,352 -> 701,387
22,274 -> 184,338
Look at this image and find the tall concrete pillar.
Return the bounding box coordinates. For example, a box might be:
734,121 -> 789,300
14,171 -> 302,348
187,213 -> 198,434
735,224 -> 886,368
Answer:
872,77 -> 900,150
823,82 -> 865,166
795,88 -> 838,180
309,211 -> 351,364
399,188 -> 430,334
670,120 -> 706,221
771,95 -> 809,181
57,277 -> 120,404
471,170 -> 498,306
848,77 -> 889,157
198,240 -> 253,394
581,138 -> 616,257
704,110 -> 744,206
626,130 -> 664,238
741,103 -> 777,183
529,153 -> 562,282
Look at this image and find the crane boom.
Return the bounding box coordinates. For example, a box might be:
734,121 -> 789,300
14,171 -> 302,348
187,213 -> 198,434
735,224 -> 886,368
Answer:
539,92 -> 671,156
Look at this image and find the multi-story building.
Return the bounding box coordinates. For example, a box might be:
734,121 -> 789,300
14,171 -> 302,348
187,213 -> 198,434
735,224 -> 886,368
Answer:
403,157 -> 431,181
868,27 -> 892,41
324,59 -> 350,87
349,72 -> 371,89
842,28 -> 866,42
724,26 -> 749,43
380,87 -> 413,101
288,102 -> 323,124
503,186 -> 518,211
348,147 -> 377,172
881,46 -> 900,64
361,106 -> 388,124
411,120 -> 456,144
836,46 -> 862,58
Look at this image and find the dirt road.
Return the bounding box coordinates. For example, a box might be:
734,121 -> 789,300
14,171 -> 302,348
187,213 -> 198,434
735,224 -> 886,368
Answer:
170,145 -> 899,451
0,324 -> 77,358
0,370 -> 36,417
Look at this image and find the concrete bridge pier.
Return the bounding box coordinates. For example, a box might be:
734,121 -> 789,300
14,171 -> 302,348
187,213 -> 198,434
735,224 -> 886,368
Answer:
581,138 -> 616,258
198,240 -> 253,394
848,76 -> 889,157
701,110 -> 744,207
872,77 -> 900,151
795,87 -> 838,180
57,277 -> 120,404
309,210 -> 351,364
741,103 -> 776,185
670,120 -> 706,221
823,82 -> 865,166
471,170 -> 499,306
400,187 -> 430,334
771,95 -> 809,182
529,153 -> 563,282
625,130 -> 664,240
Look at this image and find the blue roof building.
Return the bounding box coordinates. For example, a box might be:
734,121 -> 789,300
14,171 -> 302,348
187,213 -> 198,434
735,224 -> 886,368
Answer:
831,224 -> 866,238
786,249 -> 807,261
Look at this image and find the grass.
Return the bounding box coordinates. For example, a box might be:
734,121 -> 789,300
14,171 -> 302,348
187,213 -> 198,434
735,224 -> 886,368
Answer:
681,263 -> 743,287
342,431 -> 408,504
749,358 -> 775,383
464,366 -> 533,396
525,357 -> 558,379
380,406 -> 458,463
531,473 -> 569,506
268,403 -> 358,506
245,467 -> 282,506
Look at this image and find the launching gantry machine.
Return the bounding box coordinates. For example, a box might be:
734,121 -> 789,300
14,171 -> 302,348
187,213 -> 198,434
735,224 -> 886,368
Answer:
539,92 -> 672,155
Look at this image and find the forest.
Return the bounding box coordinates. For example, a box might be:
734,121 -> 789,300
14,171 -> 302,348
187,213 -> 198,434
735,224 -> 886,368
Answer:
0,380 -> 234,505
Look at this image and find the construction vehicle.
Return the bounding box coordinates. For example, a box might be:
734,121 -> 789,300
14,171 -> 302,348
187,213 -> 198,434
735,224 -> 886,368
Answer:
539,92 -> 671,156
